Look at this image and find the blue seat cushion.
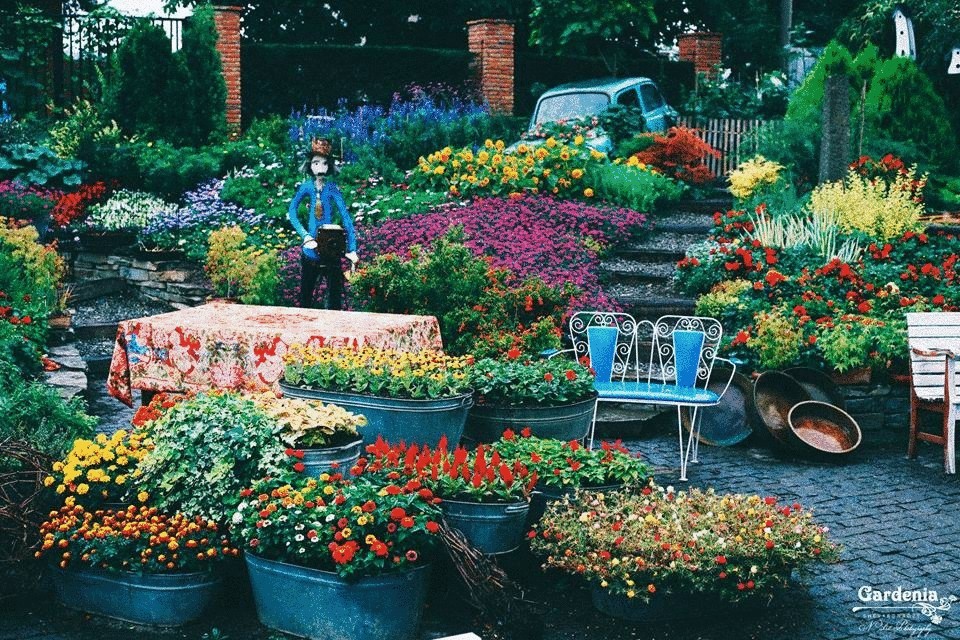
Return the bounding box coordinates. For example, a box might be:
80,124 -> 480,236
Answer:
594,381 -> 720,404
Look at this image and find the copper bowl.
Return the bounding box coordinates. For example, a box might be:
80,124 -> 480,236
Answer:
787,401 -> 862,455
783,367 -> 844,406
753,371 -> 811,449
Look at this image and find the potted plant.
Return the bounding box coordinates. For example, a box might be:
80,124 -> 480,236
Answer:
37,504 -> 234,625
281,344 -> 474,448
252,392 -> 368,476
356,437 -> 538,554
464,354 -> 597,443
492,430 -> 651,522
133,391 -> 287,524
235,475 -> 441,640
44,429 -> 152,509
530,485 -> 838,622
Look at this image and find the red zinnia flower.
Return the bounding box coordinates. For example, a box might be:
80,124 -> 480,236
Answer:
293,462 -> 305,473
390,507 -> 406,521
564,369 -> 576,381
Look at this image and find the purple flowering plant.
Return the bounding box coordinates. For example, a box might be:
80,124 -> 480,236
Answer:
140,180 -> 271,260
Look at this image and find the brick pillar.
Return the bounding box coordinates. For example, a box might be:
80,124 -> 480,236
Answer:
467,19 -> 515,115
213,6 -> 242,137
678,32 -> 723,77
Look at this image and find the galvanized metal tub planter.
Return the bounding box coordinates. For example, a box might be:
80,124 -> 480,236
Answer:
439,498 -> 531,554
300,439 -> 363,476
279,382 -> 473,448
463,393 -> 599,444
590,585 -> 762,622
50,565 -> 220,626
245,553 -> 430,640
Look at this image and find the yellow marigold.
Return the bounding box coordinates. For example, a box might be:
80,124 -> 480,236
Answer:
137,491 -> 149,503
43,476 -> 55,487
574,135 -> 584,145
76,483 -> 89,495
571,168 -> 584,179
545,137 -> 557,149
433,166 -> 445,175
583,188 -> 594,198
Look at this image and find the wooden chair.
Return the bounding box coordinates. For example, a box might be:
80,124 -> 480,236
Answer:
906,312 -> 960,474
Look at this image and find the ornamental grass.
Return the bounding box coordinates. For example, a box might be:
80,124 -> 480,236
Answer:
282,344 -> 472,400
531,485 -> 838,603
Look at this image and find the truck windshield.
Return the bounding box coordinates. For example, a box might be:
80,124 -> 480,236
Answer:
534,92 -> 610,125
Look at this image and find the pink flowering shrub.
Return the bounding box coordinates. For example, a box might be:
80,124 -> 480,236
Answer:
358,195 -> 645,311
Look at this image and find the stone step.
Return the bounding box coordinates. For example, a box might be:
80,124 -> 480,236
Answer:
618,231 -> 705,255
73,321 -> 118,340
600,259 -> 676,283
652,210 -> 716,230
67,278 -> 127,303
662,196 -> 730,216
614,245 -> 687,262
606,282 -> 697,322
654,218 -> 714,235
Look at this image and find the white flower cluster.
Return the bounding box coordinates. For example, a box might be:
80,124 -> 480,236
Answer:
86,190 -> 179,231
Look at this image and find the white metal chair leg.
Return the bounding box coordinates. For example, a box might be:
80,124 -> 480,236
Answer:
690,406 -> 701,463
677,406 -> 688,481
588,400 -> 600,450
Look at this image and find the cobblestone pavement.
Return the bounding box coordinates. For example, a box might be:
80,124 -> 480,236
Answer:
4,392 -> 960,640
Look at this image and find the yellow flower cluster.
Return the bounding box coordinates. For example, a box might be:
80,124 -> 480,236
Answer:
283,344 -> 473,400
412,137 -> 605,199
728,155 -> 784,201
45,430 -> 151,504
808,167 -> 926,241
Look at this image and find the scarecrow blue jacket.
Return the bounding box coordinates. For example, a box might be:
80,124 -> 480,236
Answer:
288,180 -> 357,259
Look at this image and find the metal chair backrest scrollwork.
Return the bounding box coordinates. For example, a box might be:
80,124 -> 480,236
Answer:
647,315 -> 723,390
569,312 -> 651,382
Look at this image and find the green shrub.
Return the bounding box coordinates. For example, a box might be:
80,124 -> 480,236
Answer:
205,226 -> 279,305
585,162 -> 684,212
0,374 -> 97,468
180,4 -> 227,145
785,41 -> 854,125
135,392 -> 286,523
865,57 -> 956,168
105,21 -> 189,142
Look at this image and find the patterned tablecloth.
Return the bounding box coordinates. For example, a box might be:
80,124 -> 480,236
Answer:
107,303 -> 443,406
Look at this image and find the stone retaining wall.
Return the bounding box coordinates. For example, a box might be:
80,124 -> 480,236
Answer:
66,250 -> 210,308
838,382 -> 910,445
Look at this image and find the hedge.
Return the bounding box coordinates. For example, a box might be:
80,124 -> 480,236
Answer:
242,44 -> 475,121
242,43 -> 695,120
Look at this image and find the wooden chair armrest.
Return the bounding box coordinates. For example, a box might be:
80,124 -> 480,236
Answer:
912,347 -> 960,359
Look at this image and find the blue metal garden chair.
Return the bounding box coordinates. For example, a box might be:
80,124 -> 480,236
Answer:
570,312 -> 736,481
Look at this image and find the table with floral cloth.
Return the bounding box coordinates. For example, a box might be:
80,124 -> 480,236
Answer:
107,303 -> 443,406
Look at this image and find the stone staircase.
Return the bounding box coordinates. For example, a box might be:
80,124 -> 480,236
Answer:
593,193 -> 728,434
602,195 -> 727,325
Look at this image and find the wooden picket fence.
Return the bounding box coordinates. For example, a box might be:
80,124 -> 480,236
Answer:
677,117 -> 766,176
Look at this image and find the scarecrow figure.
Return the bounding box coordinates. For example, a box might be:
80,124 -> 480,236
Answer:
288,137 -> 358,309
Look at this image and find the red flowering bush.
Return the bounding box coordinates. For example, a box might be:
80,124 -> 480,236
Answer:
492,431 -> 650,490
354,437 -> 538,503
630,127 -> 719,185
51,182 -> 109,228
233,474 -> 441,578
531,486 -> 837,603
677,196 -> 960,373
37,503 -> 235,573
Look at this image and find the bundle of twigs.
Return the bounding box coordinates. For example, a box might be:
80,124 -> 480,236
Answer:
439,519 -> 544,639
0,439 -> 51,580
